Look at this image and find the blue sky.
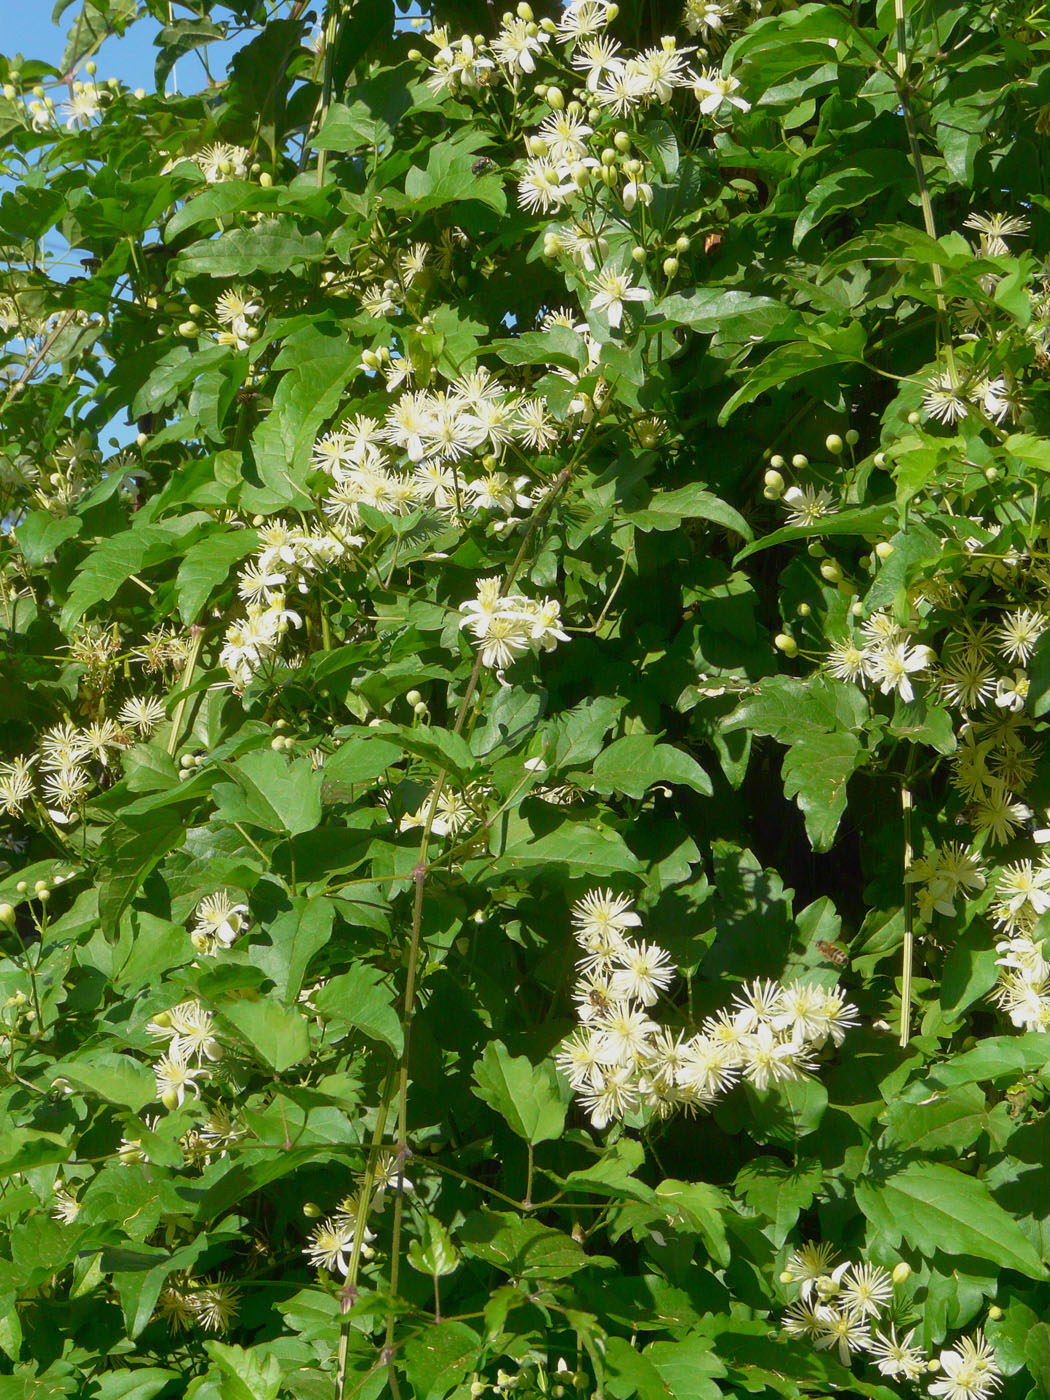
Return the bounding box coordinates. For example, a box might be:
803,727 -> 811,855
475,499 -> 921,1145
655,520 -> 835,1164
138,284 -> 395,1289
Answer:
5,8 -> 250,92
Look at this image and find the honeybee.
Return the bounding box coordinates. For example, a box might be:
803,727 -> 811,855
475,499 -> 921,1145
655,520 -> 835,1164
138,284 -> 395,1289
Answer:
817,940 -> 849,967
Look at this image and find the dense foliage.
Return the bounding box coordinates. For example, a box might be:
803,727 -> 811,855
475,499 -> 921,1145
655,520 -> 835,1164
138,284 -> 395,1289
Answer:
3,0 -> 1050,1397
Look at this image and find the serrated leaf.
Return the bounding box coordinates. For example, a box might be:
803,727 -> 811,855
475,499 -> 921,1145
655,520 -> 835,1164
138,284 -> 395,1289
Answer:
855,1161 -> 1046,1278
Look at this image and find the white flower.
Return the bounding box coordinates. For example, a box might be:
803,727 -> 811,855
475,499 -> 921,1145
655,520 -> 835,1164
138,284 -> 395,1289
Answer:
692,68 -> 750,114
870,641 -> 931,702
589,264 -> 651,328
994,669 -> 1029,712
928,1331 -> 1001,1400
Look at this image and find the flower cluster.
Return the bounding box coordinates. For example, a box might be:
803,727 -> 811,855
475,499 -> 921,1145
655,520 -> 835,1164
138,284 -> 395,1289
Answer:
780,1244 -> 1001,1397
459,577 -> 568,675
303,1153 -> 412,1276
154,1273 -> 242,1334
556,890 -> 857,1128
827,610 -> 935,704
220,519 -> 346,688
147,1001 -> 222,1111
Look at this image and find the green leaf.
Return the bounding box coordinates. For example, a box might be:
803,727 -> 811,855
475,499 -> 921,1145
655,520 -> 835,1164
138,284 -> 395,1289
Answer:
407,1216 -> 460,1278
653,1180 -> 731,1267
176,527 -> 259,624
248,323 -> 359,505
733,504 -> 894,563
625,483 -> 753,541
51,1053 -> 156,1111
15,510 -> 81,566
401,1322 -> 480,1400
855,1161 -> 1046,1278
735,1156 -> 821,1246
400,139 -> 506,215
471,1040 -> 566,1144
174,216 -> 325,278
61,518 -> 203,630
203,1342 -> 282,1400
781,728 -> 863,851
497,813 -> 643,876
219,998 -> 310,1073
311,963 -> 403,1053
458,1212 -> 597,1278
588,735 -> 712,798
97,807 -> 189,937
214,750 -> 323,835
325,735 -> 402,785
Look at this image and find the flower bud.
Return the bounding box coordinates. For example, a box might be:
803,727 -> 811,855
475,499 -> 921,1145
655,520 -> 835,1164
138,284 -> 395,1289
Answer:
303,1201 -> 322,1217
845,428 -> 859,445
161,1088 -> 180,1112
16,882 -> 26,894
985,465 -> 999,482
134,88 -> 146,100
798,602 -> 811,617
517,2 -> 534,18
662,256 -> 679,276
606,2 -> 619,17
414,701 -> 428,716
778,1270 -> 793,1283
547,85 -> 564,109
34,880 -> 48,895
774,633 -> 798,657
675,235 -> 690,253
0,904 -> 15,929
85,61 -> 97,76
406,690 -> 423,706
271,737 -> 284,751
631,246 -> 646,262
825,433 -> 843,454
614,130 -> 631,152
791,453 -> 808,469
874,451 -> 886,467
807,541 -> 825,558
601,147 -> 616,166
764,468 -> 784,493
768,453 -> 785,469
819,560 -> 842,583
892,1261 -> 912,1284
988,1304 -> 1003,1320
2,85 -> 14,101
875,541 -> 894,560
178,320 -> 198,337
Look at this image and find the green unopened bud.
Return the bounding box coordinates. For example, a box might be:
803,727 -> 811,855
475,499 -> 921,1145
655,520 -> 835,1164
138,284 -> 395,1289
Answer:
845,428 -> 859,445
547,85 -> 564,109
807,541 -> 825,558
875,541 -> 894,560
675,235 -> 690,253
414,701 -> 428,716
987,1304 -> 1003,1320
892,1261 -> 912,1284
408,48 -> 423,60
34,880 -> 48,895
791,453 -> 808,469
778,1270 -> 793,1284
16,882 -> 26,894
774,633 -> 798,657
517,1 -> 534,17
601,147 -> 616,166
0,904 -> 15,930
178,320 -> 198,337
825,432 -> 844,454
662,256 -> 679,276
613,130 -> 631,153
631,246 -> 646,263
406,690 -> 423,706
2,85 -> 14,101
85,61 -> 97,76
764,468 -> 784,493
259,170 -> 273,187
797,602 -> 811,617
985,465 -> 999,482
134,87 -> 146,100
606,2 -> 619,16
819,560 -> 842,583
161,1088 -> 180,1111
874,451 -> 886,467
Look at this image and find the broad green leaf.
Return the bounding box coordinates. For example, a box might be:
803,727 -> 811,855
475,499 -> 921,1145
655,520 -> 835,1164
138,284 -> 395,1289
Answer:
588,735 -> 712,798
402,1322 -> 480,1400
214,750 -> 323,836
735,1156 -> 821,1246
407,1216 -> 460,1277
471,1039 -> 566,1144
219,998 -> 310,1073
781,728 -> 864,850
311,963 -> 403,1053
175,526 -> 258,624
173,216 -> 325,278
855,1161 -> 1046,1278
654,1180 -> 731,1266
